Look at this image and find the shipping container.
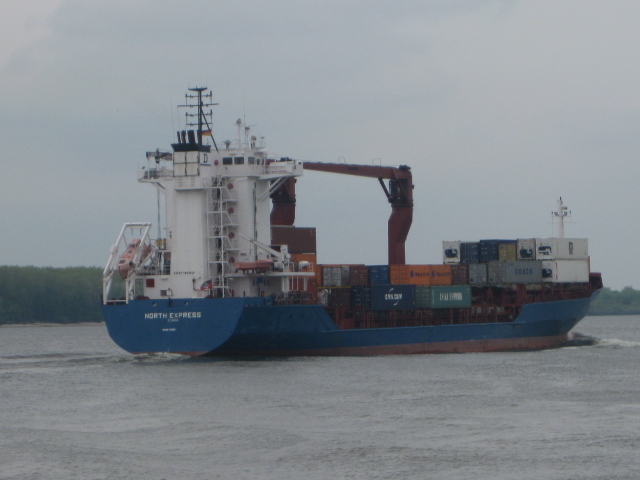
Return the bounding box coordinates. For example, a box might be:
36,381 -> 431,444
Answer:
415,286 -> 431,308
517,238 -> 536,260
498,243 -> 517,261
370,284 -> 416,310
541,260 -> 590,283
390,265 -> 452,286
349,265 -> 370,285
430,286 -> 472,308
322,266 -> 351,287
450,264 -> 469,285
506,260 -> 543,283
487,261 -> 507,285
351,285 -> 371,307
369,265 -> 390,285
468,263 -> 487,285
390,264 -> 412,285
535,238 -> 588,260
414,286 -> 472,308
325,286 -> 352,307
428,265 -> 452,286
487,260 -> 543,284
461,242 -> 479,264
479,239 -> 516,263
442,241 -> 461,264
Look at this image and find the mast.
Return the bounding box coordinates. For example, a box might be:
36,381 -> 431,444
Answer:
552,197 -> 571,238
179,87 -> 219,151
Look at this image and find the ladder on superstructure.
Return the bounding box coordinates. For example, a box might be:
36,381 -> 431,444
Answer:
206,175 -> 238,297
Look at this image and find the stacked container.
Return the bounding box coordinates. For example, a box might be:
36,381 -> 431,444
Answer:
389,265 -> 452,286
349,265 -> 370,285
442,241 -> 461,264
535,238 -> 588,260
322,266 -> 350,287
542,260 -> 590,283
351,285 -> 371,307
487,260 -> 543,285
369,265 -> 390,285
460,242 -> 480,264
517,238 -> 536,260
479,239 -> 516,263
450,264 -> 469,285
416,286 -> 472,308
468,263 -> 487,285
370,284 -> 416,310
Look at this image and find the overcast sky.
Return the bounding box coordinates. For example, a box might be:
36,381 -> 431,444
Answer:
1,0 -> 639,290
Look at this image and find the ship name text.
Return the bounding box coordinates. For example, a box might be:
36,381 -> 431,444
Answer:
144,311 -> 202,319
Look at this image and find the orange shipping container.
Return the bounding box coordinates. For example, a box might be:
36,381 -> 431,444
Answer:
390,265 -> 450,286
428,264 -> 452,286
390,264 -> 411,284
390,264 -> 452,286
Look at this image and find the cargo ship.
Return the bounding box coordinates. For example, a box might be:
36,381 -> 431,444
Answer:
101,87 -> 602,356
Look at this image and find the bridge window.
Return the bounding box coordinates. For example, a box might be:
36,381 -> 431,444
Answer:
234,157 -> 244,165
248,157 -> 255,165
223,157 -> 232,165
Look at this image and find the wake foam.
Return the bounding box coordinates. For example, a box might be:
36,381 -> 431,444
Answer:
565,332 -> 640,349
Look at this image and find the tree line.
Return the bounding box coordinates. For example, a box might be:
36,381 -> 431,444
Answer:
0,266 -> 105,325
587,287 -> 640,316
0,265 -> 638,324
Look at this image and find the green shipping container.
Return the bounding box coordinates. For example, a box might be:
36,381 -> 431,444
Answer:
429,286 -> 472,308
415,286 -> 431,308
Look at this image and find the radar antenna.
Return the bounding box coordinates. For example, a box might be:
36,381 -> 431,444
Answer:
178,87 -> 219,151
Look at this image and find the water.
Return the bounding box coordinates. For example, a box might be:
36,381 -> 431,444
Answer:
1,316 -> 639,480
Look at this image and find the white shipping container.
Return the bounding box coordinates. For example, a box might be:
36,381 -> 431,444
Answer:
541,260 -> 590,283
468,263 -> 487,285
487,261 -> 506,284
442,241 -> 461,264
517,238 -> 536,260
536,238 -> 588,260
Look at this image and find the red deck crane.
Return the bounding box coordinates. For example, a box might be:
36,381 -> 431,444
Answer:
270,161 -> 414,265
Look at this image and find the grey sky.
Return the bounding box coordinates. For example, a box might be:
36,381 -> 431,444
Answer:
1,0 -> 638,290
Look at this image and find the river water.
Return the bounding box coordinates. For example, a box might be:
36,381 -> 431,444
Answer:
1,316 -> 639,480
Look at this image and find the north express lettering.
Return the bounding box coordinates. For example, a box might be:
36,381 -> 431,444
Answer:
144,311 -> 202,320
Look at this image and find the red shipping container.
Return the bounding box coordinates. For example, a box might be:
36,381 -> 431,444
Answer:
349,265 -> 370,285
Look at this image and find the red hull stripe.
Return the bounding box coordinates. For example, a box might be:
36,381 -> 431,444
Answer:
201,333 -> 572,357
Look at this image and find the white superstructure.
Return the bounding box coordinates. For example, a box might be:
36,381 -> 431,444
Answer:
103,88 -> 311,303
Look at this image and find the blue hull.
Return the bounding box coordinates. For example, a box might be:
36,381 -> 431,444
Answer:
102,291 -> 599,356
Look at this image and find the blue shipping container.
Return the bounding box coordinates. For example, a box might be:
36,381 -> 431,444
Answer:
370,284 -> 416,310
351,285 -> 371,307
369,265 -> 390,285
479,239 -> 516,263
461,242 -> 479,264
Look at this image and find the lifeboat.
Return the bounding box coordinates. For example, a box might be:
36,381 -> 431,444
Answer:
117,239 -> 150,279
234,260 -> 273,272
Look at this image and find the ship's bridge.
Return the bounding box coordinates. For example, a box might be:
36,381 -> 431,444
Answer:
138,151 -> 303,184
